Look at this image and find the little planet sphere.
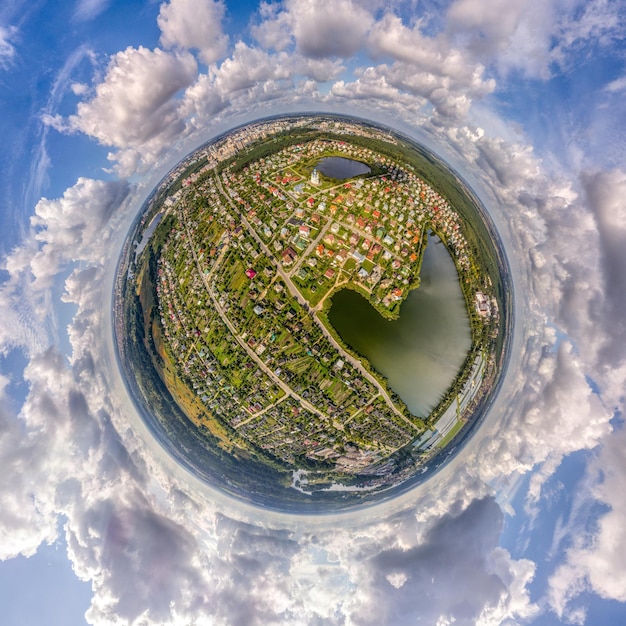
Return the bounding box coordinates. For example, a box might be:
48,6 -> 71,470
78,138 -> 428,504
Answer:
114,113 -> 512,513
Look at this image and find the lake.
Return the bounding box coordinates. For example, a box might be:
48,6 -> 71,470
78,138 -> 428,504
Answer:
316,156 -> 371,179
327,236 -> 471,417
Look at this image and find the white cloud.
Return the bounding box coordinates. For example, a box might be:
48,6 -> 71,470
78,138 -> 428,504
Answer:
74,0 -> 110,22
252,0 -> 374,58
445,0 -> 555,79
547,425 -> 626,621
581,169 -> 626,376
251,2 -> 294,51
289,0 -> 374,58
179,71 -> 227,128
181,44 -> 343,131
158,0 -> 228,65
393,122 -> 619,524
0,240 -> 51,354
555,0 -> 624,55
331,66 -> 426,112
0,177 -> 129,353
444,0 -> 625,79
30,178 -> 130,290
544,170 -> 626,618
343,498 -> 537,626
369,14 -> 462,77
213,42 -> 291,94
605,75 -> 626,92
0,369 -> 58,559
0,25 -> 17,68
366,14 -> 495,121
68,46 -> 197,176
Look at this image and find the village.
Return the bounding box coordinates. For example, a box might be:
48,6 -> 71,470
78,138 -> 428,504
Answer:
143,121 -> 497,476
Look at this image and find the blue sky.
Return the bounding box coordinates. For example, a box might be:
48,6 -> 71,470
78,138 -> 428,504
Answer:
1,1 -> 625,624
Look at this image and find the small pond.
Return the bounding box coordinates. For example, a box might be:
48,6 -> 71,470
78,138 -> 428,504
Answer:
316,157 -> 371,179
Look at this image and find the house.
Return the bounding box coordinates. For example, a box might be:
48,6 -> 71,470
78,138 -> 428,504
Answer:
282,247 -> 297,265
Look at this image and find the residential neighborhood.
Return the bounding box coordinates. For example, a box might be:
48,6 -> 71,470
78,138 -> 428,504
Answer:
127,115 -> 501,482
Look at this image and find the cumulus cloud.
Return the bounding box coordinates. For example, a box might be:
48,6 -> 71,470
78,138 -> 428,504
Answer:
213,42 -> 291,94
426,129 -> 618,501
158,0 -> 229,65
67,46 -> 197,176
181,43 -> 343,131
330,66 -> 427,113
444,0 -> 625,79
0,296 -> 215,624
0,371 -> 58,559
345,499 -> 537,626
251,1 -> 294,51
366,14 -> 495,121
581,169 -> 626,374
0,177 -> 129,353
0,175 -> 218,624
30,178 -> 130,289
289,0 -> 374,58
548,425 -> 626,622
253,0 -> 374,58
542,170 -> 626,619
445,0 -> 555,79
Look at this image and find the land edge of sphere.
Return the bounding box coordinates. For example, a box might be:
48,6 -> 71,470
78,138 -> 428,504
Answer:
113,112 -> 512,513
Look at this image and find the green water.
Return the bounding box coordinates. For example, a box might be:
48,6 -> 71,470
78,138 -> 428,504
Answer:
327,237 -> 471,416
